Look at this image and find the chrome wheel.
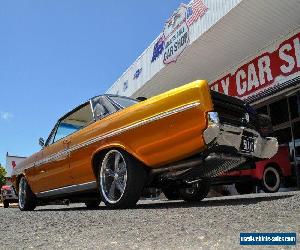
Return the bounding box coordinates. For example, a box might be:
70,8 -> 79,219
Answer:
100,150 -> 128,204
18,178 -> 27,210
17,177 -> 36,211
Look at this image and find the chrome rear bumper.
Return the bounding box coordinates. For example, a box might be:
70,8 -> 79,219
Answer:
203,123 -> 278,159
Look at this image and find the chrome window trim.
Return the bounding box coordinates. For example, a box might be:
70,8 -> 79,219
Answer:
106,95 -> 139,109
89,99 -> 96,122
106,95 -> 124,109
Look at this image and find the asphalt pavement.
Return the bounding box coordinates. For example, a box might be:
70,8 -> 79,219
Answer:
0,191 -> 299,250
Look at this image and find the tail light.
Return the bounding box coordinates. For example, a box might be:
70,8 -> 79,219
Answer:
207,112 -> 219,125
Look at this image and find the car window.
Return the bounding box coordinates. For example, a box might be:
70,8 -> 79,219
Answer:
53,123 -> 81,143
108,96 -> 138,108
91,96 -> 118,120
46,102 -> 94,145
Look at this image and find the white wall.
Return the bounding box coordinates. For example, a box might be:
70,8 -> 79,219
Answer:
106,0 -> 241,97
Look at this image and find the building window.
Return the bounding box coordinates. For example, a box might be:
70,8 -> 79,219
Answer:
293,121 -> 300,140
269,99 -> 289,125
256,105 -> 268,115
289,94 -> 300,120
273,127 -> 292,145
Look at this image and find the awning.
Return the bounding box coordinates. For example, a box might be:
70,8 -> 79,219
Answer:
132,0 -> 300,98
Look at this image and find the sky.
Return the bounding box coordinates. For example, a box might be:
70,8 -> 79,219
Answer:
0,0 -> 188,169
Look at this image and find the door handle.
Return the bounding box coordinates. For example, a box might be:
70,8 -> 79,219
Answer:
63,138 -> 71,145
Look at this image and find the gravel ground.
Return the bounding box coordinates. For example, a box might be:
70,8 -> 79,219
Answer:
0,191 -> 299,250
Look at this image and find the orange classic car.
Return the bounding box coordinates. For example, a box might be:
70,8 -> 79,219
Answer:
12,80 -> 278,210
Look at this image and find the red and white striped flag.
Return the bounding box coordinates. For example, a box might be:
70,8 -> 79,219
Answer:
186,0 -> 208,26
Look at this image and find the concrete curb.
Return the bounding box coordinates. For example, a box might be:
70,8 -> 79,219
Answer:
0,202 -> 18,208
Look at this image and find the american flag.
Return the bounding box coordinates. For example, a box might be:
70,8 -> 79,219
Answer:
186,0 -> 208,26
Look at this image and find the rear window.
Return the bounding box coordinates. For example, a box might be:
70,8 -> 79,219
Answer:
109,96 -> 138,108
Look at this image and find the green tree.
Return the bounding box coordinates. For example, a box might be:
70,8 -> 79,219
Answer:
0,164 -> 7,188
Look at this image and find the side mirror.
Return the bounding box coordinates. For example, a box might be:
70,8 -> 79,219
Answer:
39,137 -> 45,148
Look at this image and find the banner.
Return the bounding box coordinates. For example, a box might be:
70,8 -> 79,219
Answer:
210,32 -> 300,101
151,1 -> 208,65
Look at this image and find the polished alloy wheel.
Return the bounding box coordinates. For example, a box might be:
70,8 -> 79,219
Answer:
17,177 -> 36,211
100,150 -> 128,204
18,178 -> 27,209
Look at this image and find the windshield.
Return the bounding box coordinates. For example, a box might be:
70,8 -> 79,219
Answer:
108,96 -> 138,108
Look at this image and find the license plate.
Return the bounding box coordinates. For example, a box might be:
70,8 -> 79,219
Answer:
240,136 -> 255,153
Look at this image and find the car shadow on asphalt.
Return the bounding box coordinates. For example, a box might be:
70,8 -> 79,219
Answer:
135,194 -> 295,210
35,193 -> 295,212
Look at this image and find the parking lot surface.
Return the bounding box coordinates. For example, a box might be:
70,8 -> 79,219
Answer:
0,191 -> 299,250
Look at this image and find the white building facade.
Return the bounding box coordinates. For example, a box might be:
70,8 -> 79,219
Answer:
107,0 -> 300,176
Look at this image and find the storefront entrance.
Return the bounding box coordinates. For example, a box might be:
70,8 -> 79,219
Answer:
254,87 -> 300,185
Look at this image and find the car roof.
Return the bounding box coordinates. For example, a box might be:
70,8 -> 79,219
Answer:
58,94 -> 137,123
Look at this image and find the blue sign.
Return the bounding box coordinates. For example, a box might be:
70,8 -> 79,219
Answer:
186,6 -> 193,19
133,68 -> 142,79
240,233 -> 296,245
123,80 -> 128,91
151,36 -> 164,62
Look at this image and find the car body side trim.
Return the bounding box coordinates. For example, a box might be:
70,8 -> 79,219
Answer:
35,181 -> 97,198
34,102 -> 201,167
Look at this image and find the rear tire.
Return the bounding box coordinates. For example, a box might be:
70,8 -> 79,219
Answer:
162,187 -> 180,200
18,177 -> 36,211
3,200 -> 9,208
99,149 -> 147,208
180,181 -> 210,202
235,182 -> 254,195
261,166 -> 281,193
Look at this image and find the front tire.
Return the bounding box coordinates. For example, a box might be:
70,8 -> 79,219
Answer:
261,166 -> 281,193
180,181 -> 210,202
18,177 -> 36,211
99,149 -> 147,208
162,187 -> 180,200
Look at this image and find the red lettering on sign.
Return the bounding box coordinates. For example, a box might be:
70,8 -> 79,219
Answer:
210,32 -> 300,99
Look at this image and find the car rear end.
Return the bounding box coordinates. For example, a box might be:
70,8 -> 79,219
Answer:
197,90 -> 278,178
206,91 -> 277,157
148,82 -> 278,180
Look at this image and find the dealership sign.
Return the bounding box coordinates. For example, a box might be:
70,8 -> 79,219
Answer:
210,32 -> 300,101
151,1 -> 208,65
163,5 -> 189,64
